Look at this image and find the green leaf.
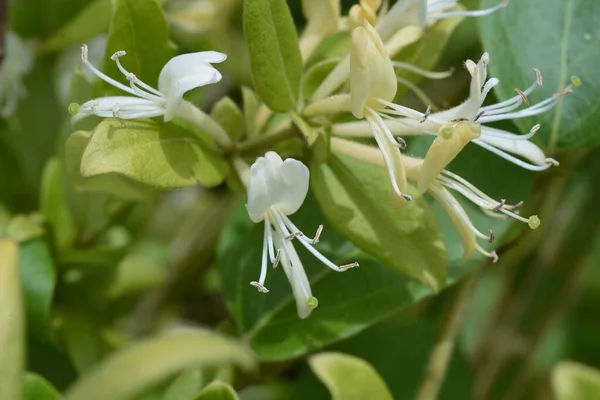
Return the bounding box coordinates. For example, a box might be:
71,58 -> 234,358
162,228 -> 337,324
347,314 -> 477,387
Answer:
103,0 -> 174,92
211,97 -> 245,142
552,361 -> 600,400
24,373 -> 61,400
19,240 -> 56,339
309,352 -> 393,400
57,308 -> 101,373
65,130 -> 152,200
6,214 -> 45,243
0,241 -> 24,400
41,158 -> 77,251
243,0 -> 302,112
242,87 -> 260,138
218,195 -> 461,361
196,380 -> 239,400
312,154 -> 446,291
80,119 -> 229,189
64,329 -> 256,400
41,0 -> 112,53
480,0 -> 600,148
163,368 -> 204,400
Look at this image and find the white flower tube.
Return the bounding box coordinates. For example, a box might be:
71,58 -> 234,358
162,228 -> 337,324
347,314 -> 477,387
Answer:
246,152 -> 358,319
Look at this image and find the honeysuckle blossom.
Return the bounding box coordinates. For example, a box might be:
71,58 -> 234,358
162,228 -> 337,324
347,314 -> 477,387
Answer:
332,52 -> 565,192
331,137 -> 540,263
0,32 -> 34,117
245,152 -> 358,319
74,45 -> 225,122
309,0 -> 508,102
377,0 -> 510,42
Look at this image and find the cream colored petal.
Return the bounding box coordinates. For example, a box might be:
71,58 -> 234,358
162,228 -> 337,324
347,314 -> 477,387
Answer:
418,121 -> 481,193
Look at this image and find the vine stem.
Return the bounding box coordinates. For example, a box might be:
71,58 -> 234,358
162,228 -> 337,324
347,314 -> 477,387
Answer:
415,270 -> 482,400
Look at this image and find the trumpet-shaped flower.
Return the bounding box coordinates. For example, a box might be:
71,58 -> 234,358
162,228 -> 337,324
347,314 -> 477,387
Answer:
0,32 -> 34,117
246,152 -> 358,319
347,21 -> 411,200
73,45 -> 226,122
333,53 -> 565,187
331,137 -> 540,263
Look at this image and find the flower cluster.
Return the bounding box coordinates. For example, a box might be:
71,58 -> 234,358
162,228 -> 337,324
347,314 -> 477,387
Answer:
61,0 -> 572,318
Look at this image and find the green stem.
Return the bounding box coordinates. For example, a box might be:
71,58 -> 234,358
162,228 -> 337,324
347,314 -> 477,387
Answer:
415,271 -> 481,400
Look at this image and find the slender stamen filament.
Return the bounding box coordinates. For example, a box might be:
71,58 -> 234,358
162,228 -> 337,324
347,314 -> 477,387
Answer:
480,124 -> 540,140
473,139 -> 558,171
428,0 -> 509,21
81,45 -> 139,97
110,51 -> 166,103
392,61 -> 454,79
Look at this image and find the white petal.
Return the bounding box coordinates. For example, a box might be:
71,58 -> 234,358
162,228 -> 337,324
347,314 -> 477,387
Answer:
158,52 -> 226,120
479,132 -> 547,165
277,158 -> 310,215
246,152 -> 309,222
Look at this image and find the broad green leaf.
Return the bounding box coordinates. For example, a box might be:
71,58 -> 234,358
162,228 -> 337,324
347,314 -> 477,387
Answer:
19,239 -> 56,339
24,373 -> 61,400
0,241 -> 24,400
394,15 -> 464,101
57,308 -> 101,373
243,0 -> 302,112
65,130 -> 152,200
163,368 -> 204,400
80,119 -> 229,189
552,361 -> 600,400
41,158 -> 77,251
303,58 -> 339,101
312,154 -> 446,291
196,380 -> 239,400
103,0 -> 174,92
480,0 -> 600,148
11,0 -> 91,37
211,97 -> 245,142
41,0 -> 111,53
64,329 -> 256,400
218,195 -> 463,361
309,352 -> 393,400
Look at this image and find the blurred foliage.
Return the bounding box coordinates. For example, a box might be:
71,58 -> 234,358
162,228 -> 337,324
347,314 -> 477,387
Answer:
1,0 -> 599,399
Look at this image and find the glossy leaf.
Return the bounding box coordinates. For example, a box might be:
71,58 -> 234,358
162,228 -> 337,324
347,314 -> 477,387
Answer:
480,0 -> 600,148
552,361 -> 600,400
196,380 -> 239,400
218,195 -> 462,362
64,329 -> 256,400
309,352 -> 393,400
19,239 -> 56,339
103,0 -> 174,92
24,373 -> 61,400
0,241 -> 24,400
312,154 -> 447,291
65,130 -> 151,200
80,119 -> 229,189
243,0 -> 302,112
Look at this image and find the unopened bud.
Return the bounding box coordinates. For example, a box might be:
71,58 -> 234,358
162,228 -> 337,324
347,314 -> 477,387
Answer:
570,75 -> 582,87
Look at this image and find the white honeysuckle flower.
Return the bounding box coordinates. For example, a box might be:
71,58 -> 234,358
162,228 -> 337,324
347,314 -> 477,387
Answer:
331,137 -> 540,263
246,151 -> 358,319
0,32 -> 35,117
309,0 -> 507,102
73,45 -> 226,122
300,0 -> 341,59
333,53 -> 565,183
377,0 -> 510,42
